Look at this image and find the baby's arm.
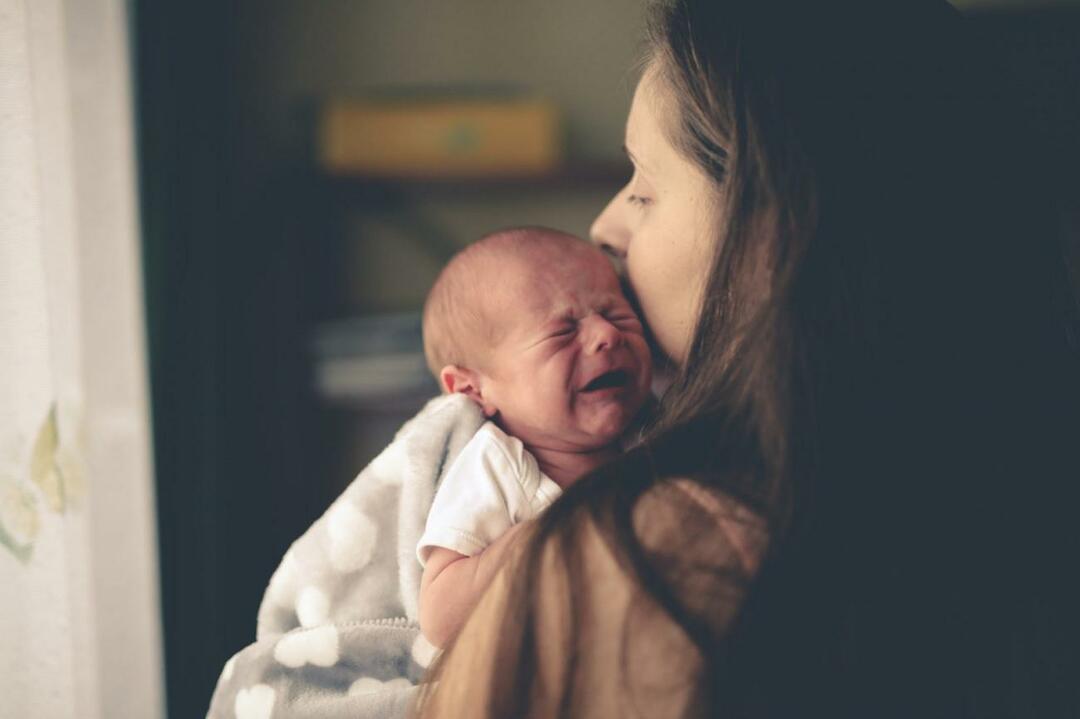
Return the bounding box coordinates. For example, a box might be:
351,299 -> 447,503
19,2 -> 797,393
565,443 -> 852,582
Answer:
419,520 -> 531,649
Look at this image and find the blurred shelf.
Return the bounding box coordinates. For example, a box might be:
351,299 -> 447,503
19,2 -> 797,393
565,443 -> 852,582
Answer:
322,161 -> 630,198
318,388 -> 438,415
312,312 -> 440,414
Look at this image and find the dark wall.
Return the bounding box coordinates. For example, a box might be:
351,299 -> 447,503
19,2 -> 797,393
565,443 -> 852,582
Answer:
972,7 -> 1080,209
133,2 -> 339,716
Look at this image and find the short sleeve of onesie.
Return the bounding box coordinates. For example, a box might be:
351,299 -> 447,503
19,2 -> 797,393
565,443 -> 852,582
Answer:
416,422 -> 562,566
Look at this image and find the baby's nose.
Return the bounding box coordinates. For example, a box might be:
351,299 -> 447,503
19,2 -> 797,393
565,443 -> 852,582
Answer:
583,315 -> 622,353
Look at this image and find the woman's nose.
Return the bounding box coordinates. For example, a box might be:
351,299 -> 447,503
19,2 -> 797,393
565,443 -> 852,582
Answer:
582,315 -> 622,354
590,186 -> 631,264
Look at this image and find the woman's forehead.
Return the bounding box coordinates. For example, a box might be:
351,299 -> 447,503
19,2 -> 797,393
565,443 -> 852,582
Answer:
626,67 -> 674,175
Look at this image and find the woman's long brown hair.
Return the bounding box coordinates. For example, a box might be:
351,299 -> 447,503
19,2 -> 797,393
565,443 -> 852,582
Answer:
419,1 -> 1080,716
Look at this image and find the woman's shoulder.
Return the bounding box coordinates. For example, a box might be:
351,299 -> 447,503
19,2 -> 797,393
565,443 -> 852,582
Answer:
622,476 -> 769,637
644,477 -> 768,573
414,476 -> 768,718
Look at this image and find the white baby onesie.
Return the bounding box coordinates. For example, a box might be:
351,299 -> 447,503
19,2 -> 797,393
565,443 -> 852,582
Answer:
416,421 -> 563,566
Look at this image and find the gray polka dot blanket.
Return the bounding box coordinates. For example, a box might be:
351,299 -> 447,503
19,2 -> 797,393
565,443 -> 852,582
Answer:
206,393 -> 484,719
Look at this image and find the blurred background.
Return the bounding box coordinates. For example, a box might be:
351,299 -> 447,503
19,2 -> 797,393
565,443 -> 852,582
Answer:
136,2 -> 643,716
1,1 -> 1076,717
136,0 -> 1080,715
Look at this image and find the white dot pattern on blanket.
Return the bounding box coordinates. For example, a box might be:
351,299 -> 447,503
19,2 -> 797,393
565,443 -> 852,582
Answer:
221,655 -> 237,681
296,586 -> 330,628
411,633 -> 441,669
326,501 -> 378,573
348,676 -> 414,696
273,625 -> 340,668
367,439 -> 408,481
265,550 -> 301,607
273,550 -> 298,585
234,684 -> 275,719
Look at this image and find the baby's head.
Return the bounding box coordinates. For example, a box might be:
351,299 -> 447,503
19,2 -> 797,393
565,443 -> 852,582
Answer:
423,227 -> 652,452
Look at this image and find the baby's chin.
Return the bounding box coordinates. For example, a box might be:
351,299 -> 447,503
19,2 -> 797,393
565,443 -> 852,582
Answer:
573,395 -> 648,447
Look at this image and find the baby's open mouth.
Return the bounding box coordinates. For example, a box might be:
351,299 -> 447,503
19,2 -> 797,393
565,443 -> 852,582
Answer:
582,369 -> 631,392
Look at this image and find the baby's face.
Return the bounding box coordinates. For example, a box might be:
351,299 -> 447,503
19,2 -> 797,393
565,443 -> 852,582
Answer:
478,250 -> 653,452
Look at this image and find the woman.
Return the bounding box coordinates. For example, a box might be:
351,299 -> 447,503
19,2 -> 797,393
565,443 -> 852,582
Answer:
417,1 -> 1079,716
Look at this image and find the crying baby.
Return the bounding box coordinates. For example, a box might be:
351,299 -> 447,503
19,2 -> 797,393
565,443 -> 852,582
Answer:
416,226 -> 654,647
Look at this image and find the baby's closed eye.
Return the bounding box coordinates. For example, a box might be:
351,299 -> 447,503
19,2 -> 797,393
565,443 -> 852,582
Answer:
605,311 -> 643,329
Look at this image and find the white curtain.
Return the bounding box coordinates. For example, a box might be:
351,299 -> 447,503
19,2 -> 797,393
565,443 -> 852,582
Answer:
0,1 -> 163,717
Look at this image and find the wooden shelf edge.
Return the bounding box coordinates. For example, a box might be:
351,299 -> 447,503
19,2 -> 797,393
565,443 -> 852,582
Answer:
321,162 -> 630,193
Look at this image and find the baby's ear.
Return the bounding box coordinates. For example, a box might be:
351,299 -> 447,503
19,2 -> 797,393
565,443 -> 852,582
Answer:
439,365 -> 498,418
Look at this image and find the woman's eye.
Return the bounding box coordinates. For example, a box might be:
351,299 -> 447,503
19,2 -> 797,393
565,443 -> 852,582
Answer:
627,193 -> 652,208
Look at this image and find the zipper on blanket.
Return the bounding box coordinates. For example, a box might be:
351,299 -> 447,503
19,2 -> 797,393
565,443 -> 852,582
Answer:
347,616 -> 413,629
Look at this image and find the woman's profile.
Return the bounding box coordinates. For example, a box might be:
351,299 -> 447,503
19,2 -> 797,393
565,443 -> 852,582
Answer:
416,1 -> 1080,716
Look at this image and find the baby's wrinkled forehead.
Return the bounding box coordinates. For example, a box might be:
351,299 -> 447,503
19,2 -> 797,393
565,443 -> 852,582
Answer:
510,237 -> 605,278
424,227 -> 618,374
442,228 -> 624,343
494,253 -> 622,326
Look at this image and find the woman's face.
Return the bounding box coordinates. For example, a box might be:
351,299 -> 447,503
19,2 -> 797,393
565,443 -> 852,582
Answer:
590,66 -> 721,366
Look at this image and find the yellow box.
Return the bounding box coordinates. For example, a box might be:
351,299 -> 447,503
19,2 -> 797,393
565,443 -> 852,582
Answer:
320,98 -> 562,178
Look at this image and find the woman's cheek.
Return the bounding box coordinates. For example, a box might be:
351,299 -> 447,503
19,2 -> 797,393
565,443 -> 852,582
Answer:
627,254 -> 670,342
624,255 -> 650,320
